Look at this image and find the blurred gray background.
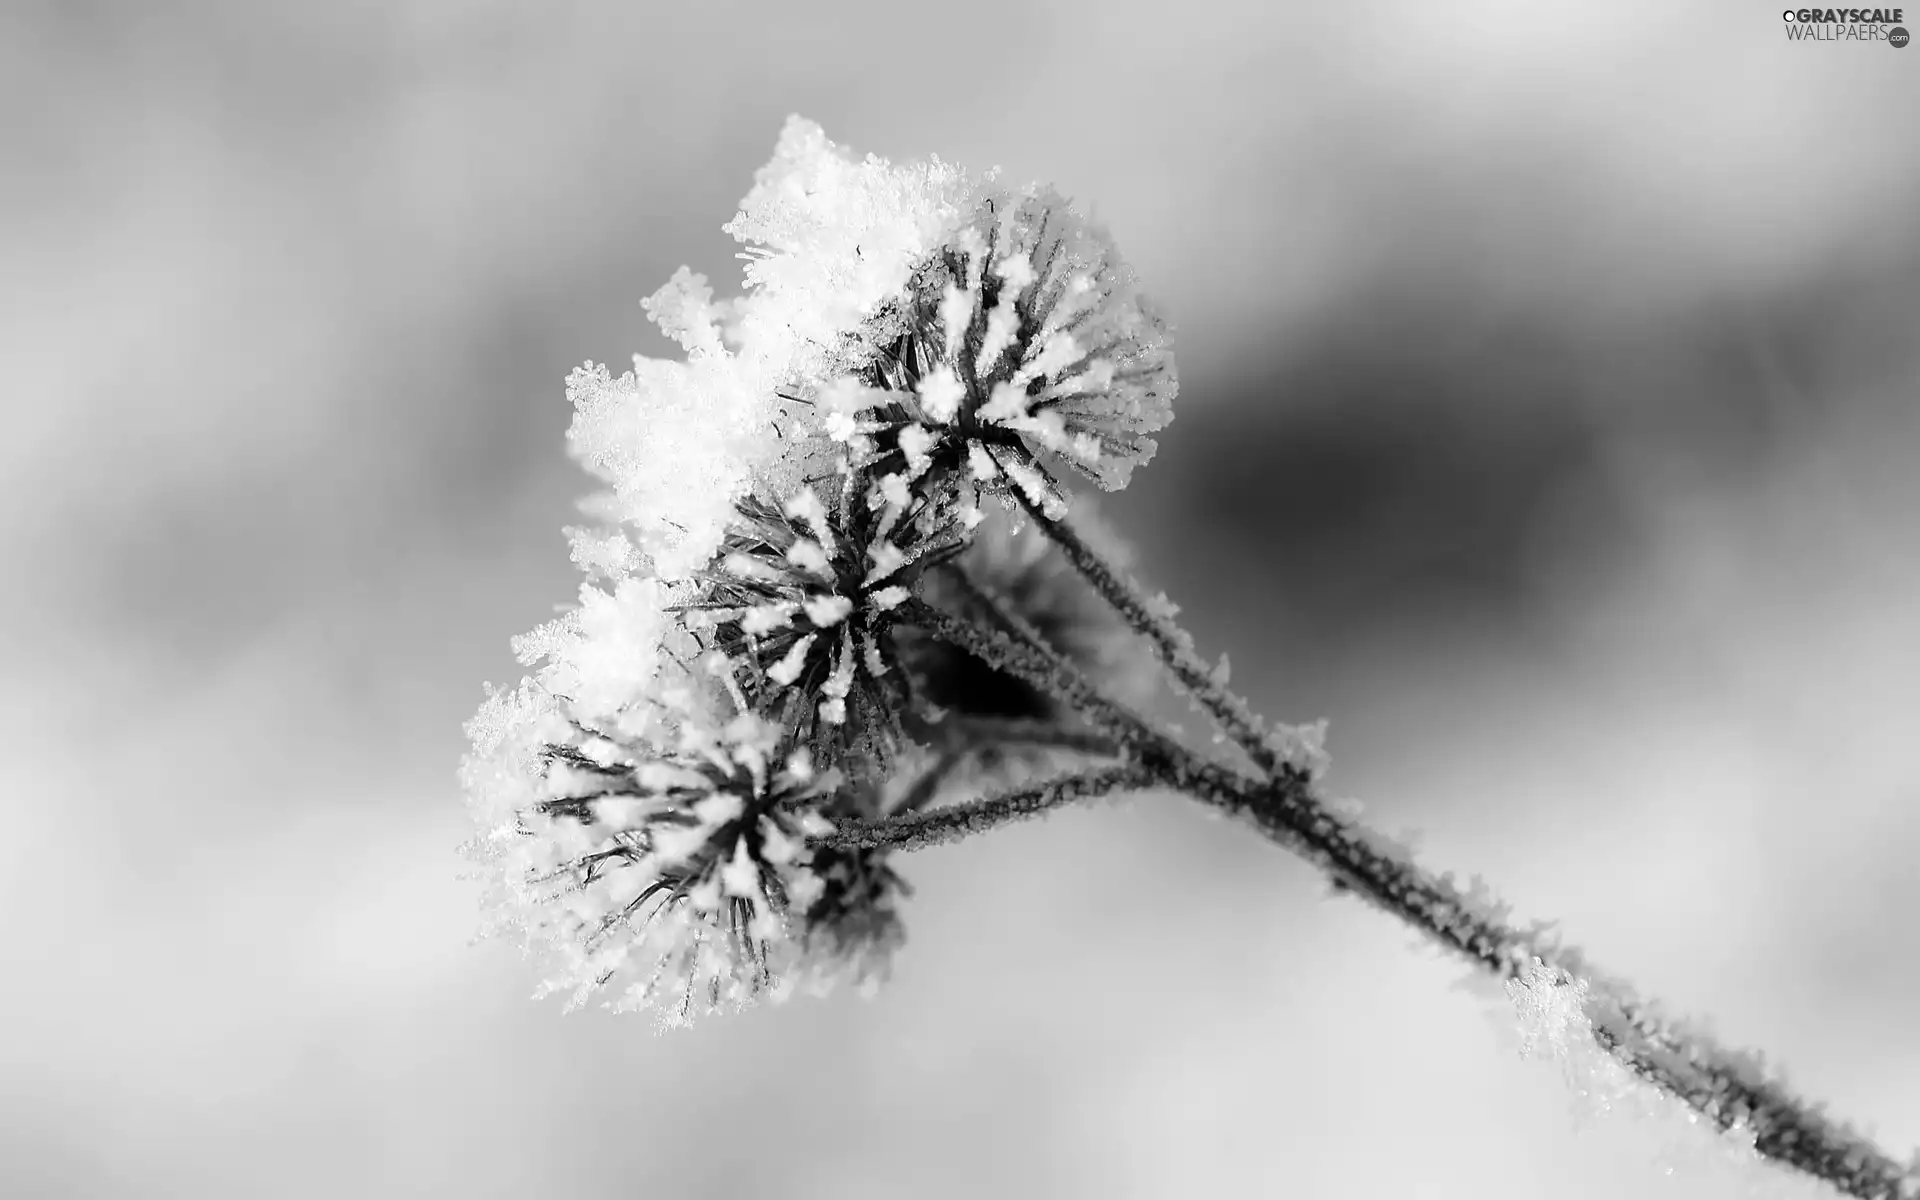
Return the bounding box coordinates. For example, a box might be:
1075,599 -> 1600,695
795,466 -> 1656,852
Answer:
3,2 -> 1916,1197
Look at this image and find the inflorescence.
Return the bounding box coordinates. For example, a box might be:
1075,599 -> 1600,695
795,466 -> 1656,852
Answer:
462,117 -> 1173,1028
459,116 -> 1920,1200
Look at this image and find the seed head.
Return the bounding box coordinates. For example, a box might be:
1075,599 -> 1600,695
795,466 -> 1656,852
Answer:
678,482 -> 969,764
821,187 -> 1176,520
469,685 -> 838,1027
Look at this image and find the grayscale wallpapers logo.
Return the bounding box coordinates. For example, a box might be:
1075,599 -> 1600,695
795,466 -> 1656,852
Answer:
1781,7 -> 1910,43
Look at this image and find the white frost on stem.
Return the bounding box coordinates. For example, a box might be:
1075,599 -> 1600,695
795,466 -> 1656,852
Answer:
1505,960 -> 1874,1198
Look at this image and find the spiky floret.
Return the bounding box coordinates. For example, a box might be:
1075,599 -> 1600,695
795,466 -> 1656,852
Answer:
492,699 -> 837,1027
462,675 -> 920,1026
563,117 -> 979,585
678,480 -> 971,763
820,186 -> 1176,520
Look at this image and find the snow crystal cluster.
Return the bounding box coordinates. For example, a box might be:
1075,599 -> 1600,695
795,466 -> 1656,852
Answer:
462,117 -> 1176,1027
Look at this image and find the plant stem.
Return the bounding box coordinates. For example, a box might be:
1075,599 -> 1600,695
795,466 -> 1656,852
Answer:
817,763 -> 1154,852
895,597 -> 1166,758
1153,738 -> 1917,1200
889,556 -> 1919,1199
890,746 -> 968,814
1025,502 -> 1293,777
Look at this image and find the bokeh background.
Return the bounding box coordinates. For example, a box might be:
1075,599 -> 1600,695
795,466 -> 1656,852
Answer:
4,2 -> 1916,1197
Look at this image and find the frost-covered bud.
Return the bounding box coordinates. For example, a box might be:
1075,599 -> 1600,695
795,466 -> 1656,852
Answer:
831,187 -> 1176,519
562,116 -> 976,584
790,843 -> 910,998
678,482 -> 974,762
779,765 -> 928,996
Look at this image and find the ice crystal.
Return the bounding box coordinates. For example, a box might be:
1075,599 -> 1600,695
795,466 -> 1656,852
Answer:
1501,959 -> 1896,1197
723,116 -> 980,387
509,577 -> 677,734
1265,717 -> 1332,779
566,271 -> 807,582
460,680 -> 570,834
1509,959 -> 1613,1104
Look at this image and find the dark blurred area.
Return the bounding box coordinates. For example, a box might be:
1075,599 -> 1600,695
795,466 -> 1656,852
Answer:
1158,251 -> 1919,666
3,3 -> 1915,1198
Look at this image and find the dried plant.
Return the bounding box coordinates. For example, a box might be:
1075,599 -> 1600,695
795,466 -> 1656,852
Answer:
461,117 -> 1918,1200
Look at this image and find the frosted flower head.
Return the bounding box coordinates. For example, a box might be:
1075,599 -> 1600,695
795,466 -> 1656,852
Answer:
464,117 -> 1177,1027
678,482 -> 970,762
487,703 -> 843,1027
824,187 -> 1176,519
563,118 -> 977,583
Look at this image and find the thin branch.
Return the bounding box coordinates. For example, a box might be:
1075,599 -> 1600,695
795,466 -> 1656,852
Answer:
891,746 -> 968,814
1026,502 -> 1290,778
896,720 -> 1119,817
896,597 -> 1164,757
922,570 -> 1143,761
817,764 -> 1155,852
1145,741 -> 1920,1200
